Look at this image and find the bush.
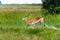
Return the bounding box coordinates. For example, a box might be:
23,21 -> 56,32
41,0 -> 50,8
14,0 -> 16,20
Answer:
54,6 -> 60,14
41,9 -> 48,15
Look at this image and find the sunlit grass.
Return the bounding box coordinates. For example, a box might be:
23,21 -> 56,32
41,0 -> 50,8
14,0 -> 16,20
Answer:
0,4 -> 60,40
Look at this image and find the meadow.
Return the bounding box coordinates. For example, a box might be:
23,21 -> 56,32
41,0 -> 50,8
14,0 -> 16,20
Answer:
0,4 -> 60,40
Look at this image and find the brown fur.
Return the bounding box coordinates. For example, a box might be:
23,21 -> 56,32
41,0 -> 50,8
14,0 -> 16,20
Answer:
23,17 -> 44,25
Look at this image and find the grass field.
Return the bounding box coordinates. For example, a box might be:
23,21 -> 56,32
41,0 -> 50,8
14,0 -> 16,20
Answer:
0,4 -> 60,40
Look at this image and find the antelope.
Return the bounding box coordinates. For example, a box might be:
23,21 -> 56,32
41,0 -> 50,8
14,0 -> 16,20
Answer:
23,16 -> 45,27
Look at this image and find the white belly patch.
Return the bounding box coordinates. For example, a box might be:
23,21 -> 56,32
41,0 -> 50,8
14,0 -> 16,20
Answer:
31,21 -> 39,25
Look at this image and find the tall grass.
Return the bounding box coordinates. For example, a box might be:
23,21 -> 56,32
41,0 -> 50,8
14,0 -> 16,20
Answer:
0,4 -> 60,40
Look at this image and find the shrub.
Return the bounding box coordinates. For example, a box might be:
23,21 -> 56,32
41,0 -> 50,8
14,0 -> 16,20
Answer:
54,6 -> 60,14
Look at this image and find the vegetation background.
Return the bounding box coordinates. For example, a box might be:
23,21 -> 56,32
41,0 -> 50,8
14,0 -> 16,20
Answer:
0,4 -> 60,40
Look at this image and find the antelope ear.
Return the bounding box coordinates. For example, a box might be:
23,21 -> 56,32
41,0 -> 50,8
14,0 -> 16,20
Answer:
24,15 -> 28,17
25,16 -> 27,17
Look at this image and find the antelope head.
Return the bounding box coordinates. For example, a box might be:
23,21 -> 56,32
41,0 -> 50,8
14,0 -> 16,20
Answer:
23,16 -> 28,21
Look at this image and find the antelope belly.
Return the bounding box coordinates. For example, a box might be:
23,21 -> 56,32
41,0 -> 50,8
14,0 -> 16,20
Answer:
32,21 -> 38,24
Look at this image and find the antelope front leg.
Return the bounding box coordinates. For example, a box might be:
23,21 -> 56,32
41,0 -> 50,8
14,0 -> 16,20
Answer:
31,23 -> 36,27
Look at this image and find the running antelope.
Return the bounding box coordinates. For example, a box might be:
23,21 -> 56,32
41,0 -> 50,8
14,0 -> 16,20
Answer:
23,16 -> 45,27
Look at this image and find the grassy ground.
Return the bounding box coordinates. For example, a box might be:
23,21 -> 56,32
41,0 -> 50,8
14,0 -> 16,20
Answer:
0,4 -> 60,40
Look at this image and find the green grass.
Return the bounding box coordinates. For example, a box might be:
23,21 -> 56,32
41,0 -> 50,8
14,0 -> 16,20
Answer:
0,4 -> 60,40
